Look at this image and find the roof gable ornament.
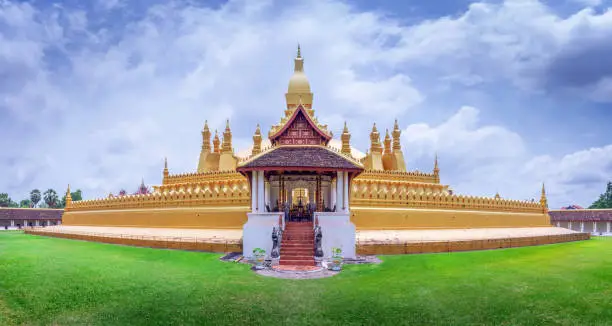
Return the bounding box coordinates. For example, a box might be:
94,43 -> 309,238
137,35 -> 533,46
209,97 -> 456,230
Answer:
269,104 -> 331,146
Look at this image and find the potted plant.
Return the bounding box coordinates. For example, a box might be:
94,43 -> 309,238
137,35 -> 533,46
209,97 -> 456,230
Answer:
252,248 -> 266,270
329,247 -> 343,271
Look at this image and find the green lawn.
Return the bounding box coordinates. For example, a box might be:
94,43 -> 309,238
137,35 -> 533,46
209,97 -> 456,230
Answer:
1,232 -> 611,325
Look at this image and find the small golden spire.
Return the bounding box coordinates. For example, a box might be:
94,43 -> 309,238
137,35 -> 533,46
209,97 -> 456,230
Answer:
383,129 -> 392,154
540,182 -> 548,212
341,121 -> 351,155
392,119 -> 402,151
222,120 -> 233,153
297,43 -> 301,58
201,120 -> 211,152
433,153 -> 440,183
370,123 -> 382,154
213,129 -> 220,153
65,184 -> 72,208
163,157 -> 169,179
252,124 -> 262,155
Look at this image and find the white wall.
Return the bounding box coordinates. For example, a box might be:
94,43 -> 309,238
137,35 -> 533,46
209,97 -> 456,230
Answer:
242,212 -> 284,259
315,212 -> 356,259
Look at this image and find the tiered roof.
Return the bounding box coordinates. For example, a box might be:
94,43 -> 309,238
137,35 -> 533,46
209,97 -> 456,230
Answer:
0,208 -> 64,220
549,209 -> 612,221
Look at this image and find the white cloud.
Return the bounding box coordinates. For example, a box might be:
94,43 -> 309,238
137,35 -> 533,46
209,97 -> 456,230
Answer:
402,106 -> 612,208
0,0 -> 610,210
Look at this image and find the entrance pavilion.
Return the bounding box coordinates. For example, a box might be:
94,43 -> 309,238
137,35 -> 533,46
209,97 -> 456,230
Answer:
237,105 -> 363,265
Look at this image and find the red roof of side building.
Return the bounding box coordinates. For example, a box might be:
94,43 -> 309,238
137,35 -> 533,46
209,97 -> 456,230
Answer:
549,209 -> 612,222
0,208 -> 64,220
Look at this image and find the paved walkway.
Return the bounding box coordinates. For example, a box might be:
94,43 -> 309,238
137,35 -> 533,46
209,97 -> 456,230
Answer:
33,225 -> 580,246
33,225 -> 242,243
356,227 -> 579,244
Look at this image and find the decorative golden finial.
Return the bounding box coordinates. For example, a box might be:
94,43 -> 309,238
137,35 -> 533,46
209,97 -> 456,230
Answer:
433,153 -> 440,183
201,120 -> 211,152
370,123 -> 382,154
65,184 -> 73,208
383,129 -> 392,154
163,157 -> 169,179
222,120 -> 233,153
213,129 -> 220,153
540,183 -> 548,212
392,119 -> 402,151
297,43 -> 301,58
341,121 -> 351,155
252,124 -> 262,155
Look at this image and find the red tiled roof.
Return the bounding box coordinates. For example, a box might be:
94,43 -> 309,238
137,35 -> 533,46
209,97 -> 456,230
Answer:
237,146 -> 363,172
0,208 -> 64,220
549,209 -> 612,222
560,204 -> 584,210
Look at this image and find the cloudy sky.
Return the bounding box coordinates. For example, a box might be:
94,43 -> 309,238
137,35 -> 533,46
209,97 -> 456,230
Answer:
1,0 -> 611,208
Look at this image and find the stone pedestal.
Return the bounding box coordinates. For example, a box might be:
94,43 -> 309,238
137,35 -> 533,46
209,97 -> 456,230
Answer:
242,212 -> 283,260
315,212 -> 356,259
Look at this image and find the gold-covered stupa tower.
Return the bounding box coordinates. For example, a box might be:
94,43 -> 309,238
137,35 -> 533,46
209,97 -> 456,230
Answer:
62,45 -> 550,232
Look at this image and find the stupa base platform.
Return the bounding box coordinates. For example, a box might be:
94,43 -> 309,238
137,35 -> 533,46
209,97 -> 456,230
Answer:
356,227 -> 590,255
24,226 -> 589,255
25,225 -> 242,253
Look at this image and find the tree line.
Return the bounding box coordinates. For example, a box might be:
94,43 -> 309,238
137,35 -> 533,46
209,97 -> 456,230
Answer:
0,188 -> 83,209
589,181 -> 612,209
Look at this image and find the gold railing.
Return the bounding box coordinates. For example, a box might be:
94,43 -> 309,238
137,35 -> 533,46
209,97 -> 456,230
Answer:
351,179 -> 543,213
69,179 -> 250,211
355,170 -> 438,184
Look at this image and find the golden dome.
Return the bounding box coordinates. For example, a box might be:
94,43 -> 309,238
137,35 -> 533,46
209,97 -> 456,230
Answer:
288,72 -> 311,94
287,44 -> 311,94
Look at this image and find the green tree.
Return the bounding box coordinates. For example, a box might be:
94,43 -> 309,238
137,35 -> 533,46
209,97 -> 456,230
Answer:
0,193 -> 11,207
30,189 -> 41,208
589,181 -> 612,209
43,189 -> 59,208
20,199 -> 32,208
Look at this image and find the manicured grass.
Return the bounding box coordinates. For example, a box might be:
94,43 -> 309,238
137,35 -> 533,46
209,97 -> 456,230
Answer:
1,232 -> 611,325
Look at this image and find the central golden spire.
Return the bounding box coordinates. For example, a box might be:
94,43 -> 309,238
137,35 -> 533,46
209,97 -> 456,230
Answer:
286,44 -> 313,115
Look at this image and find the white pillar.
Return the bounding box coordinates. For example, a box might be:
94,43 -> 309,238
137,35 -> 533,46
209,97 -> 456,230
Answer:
593,222 -> 597,233
568,221 -> 572,230
331,180 -> 336,211
343,171 -> 349,212
258,170 -> 265,212
264,181 -> 270,210
24,220 -> 28,227
607,222 -> 611,234
580,221 -> 584,232
251,172 -> 257,212
556,222 -> 560,227
35,220 -> 39,227
10,220 -> 14,227
336,172 -> 343,212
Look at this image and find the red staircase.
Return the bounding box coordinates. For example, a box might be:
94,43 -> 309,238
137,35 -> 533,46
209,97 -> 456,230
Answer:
280,222 -> 315,266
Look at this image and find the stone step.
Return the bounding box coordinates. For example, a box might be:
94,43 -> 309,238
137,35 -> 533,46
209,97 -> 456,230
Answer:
281,250 -> 313,255
280,259 -> 315,266
281,247 -> 313,252
280,254 -> 313,260
282,245 -> 313,250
